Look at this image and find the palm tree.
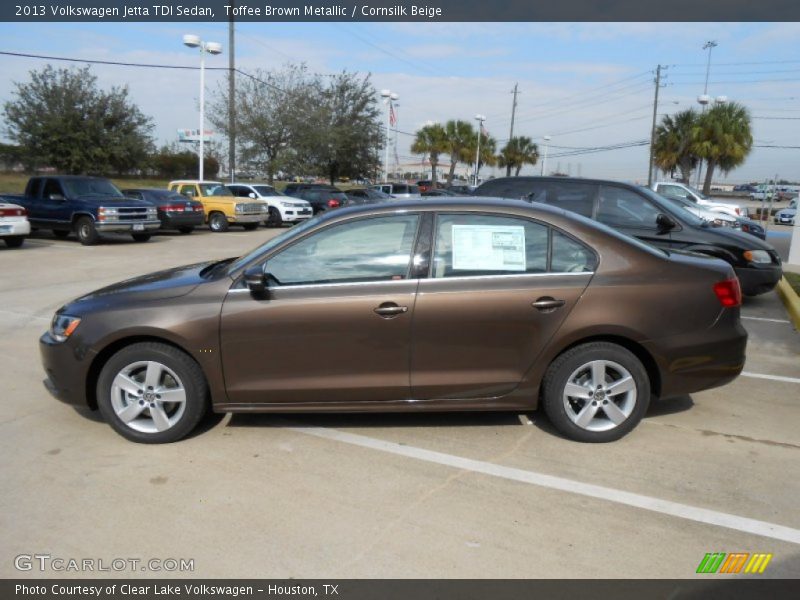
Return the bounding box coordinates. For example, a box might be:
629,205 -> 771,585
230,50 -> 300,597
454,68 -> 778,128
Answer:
464,130 -> 497,183
653,109 -> 698,184
692,102 -> 753,195
443,119 -> 475,184
497,136 -> 540,176
410,123 -> 448,184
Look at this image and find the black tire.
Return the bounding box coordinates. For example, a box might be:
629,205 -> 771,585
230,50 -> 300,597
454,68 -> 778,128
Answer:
75,216 -> 99,246
177,226 -> 194,235
96,342 -> 209,444
266,207 -> 283,228
131,233 -> 151,242
53,230 -> 70,239
541,342 -> 650,443
208,212 -> 229,233
4,236 -> 25,248
242,222 -> 260,231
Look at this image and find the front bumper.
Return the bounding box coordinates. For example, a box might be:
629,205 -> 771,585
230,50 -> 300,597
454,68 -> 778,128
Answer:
735,263 -> 782,296
0,219 -> 31,237
95,220 -> 161,233
39,331 -> 95,408
229,213 -> 266,223
279,207 -> 313,222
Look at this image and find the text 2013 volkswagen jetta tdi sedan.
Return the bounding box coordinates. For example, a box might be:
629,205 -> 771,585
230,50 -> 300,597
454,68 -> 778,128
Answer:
40,199 -> 747,443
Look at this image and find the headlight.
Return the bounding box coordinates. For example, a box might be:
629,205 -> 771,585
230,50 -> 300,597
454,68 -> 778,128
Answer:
279,201 -> 293,207
146,207 -> 157,217
743,250 -> 771,264
50,314 -> 81,342
234,204 -> 244,213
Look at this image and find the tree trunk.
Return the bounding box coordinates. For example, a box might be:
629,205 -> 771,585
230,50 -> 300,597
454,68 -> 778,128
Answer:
515,165 -> 522,177
702,158 -> 716,195
506,165 -> 511,177
447,154 -> 457,184
431,154 -> 438,183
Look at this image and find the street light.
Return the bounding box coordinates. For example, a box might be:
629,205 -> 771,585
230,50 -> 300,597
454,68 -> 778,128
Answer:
381,90 -> 398,182
541,135 -> 551,176
474,114 -> 486,187
183,34 -> 222,181
695,40 -> 718,188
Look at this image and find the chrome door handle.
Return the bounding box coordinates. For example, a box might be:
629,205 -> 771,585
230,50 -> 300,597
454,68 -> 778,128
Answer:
532,298 -> 566,311
374,303 -> 408,318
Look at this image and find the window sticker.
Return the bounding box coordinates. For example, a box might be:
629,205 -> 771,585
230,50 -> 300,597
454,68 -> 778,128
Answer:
451,224 -> 526,271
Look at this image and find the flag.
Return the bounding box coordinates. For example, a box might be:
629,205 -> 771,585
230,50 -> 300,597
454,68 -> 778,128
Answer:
389,103 -> 397,127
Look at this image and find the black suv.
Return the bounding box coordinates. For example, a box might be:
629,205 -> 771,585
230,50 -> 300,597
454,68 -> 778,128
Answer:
283,184 -> 348,215
474,176 -> 782,296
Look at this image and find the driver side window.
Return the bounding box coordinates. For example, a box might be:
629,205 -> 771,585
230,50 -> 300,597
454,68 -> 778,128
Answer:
597,186 -> 661,230
264,215 -> 421,286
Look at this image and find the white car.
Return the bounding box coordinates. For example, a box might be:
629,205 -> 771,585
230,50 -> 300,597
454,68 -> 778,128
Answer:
774,204 -> 796,226
652,182 -> 748,218
0,200 -> 31,248
227,183 -> 313,227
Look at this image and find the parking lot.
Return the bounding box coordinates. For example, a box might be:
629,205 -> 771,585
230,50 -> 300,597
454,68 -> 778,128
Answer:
1,225 -> 799,579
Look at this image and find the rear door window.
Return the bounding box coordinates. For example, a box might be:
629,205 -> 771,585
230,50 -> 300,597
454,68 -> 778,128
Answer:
536,182 -> 597,218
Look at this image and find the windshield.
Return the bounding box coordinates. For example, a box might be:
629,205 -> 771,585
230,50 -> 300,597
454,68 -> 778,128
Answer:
685,185 -> 709,200
227,217 -> 321,274
62,178 -> 124,198
253,186 -> 281,196
199,183 -> 231,196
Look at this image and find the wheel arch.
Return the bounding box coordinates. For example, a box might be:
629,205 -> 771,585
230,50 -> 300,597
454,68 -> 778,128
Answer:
86,335 -> 209,410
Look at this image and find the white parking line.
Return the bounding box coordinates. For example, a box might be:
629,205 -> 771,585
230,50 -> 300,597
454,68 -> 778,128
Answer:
289,425 -> 800,545
741,316 -> 791,324
741,371 -> 800,384
0,309 -> 50,322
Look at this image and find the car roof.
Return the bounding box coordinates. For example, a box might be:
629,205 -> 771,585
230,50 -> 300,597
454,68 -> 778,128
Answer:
477,175 -> 645,189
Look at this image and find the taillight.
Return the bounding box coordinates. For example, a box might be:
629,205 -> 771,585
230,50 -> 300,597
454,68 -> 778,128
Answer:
164,204 -> 185,212
735,208 -> 741,216
0,207 -> 26,217
327,199 -> 341,208
713,278 -> 742,308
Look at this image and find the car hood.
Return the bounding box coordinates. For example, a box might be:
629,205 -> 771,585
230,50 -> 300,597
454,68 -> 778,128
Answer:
703,224 -> 776,250
78,195 -> 154,207
65,260 -> 225,312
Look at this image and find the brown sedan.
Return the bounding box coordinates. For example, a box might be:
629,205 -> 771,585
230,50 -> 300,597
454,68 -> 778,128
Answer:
40,199 -> 747,443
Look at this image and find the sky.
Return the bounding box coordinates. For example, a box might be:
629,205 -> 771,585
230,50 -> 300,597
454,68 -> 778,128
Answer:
0,21 -> 798,183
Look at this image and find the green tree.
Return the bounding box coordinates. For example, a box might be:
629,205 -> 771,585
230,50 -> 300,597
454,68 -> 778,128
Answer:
497,136 -> 540,176
464,129 -> 497,182
3,65 -> 154,175
653,109 -> 698,184
210,65 -> 314,184
692,102 -> 753,195
411,123 -> 448,183
443,120 -> 475,184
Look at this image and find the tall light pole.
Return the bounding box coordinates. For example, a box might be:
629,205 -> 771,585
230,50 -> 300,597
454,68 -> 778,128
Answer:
695,40 -> 718,188
541,135 -> 551,176
474,114 -> 486,186
380,90 -> 398,182
183,34 -> 222,181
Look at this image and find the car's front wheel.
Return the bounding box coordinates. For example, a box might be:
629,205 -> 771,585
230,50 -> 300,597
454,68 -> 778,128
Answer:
266,207 -> 283,227
4,236 -> 25,248
75,216 -> 99,246
542,342 -> 650,443
97,342 -> 209,443
208,212 -> 229,233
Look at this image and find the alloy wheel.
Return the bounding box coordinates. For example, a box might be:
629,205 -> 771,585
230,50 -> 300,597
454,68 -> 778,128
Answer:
562,360 -> 637,432
110,360 -> 187,433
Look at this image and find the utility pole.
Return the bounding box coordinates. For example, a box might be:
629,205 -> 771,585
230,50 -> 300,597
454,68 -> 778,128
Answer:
648,65 -> 665,187
507,83 -> 519,177
228,7 -> 236,183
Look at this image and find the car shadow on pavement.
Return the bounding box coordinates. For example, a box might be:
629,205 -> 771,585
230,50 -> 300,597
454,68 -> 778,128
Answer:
646,394 -> 695,417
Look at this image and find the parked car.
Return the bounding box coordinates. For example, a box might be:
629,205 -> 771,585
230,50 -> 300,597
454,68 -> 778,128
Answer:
774,206 -> 796,226
422,189 -> 460,197
651,182 -> 747,217
0,200 -> 30,248
40,198 -> 746,444
733,184 -> 757,193
448,184 -> 474,195
371,183 -> 420,198
3,176 -> 159,245
168,180 -> 267,232
122,189 -> 205,234
656,192 -> 766,240
226,183 -> 313,227
344,187 -> 394,206
475,176 -> 782,296
283,184 -> 348,215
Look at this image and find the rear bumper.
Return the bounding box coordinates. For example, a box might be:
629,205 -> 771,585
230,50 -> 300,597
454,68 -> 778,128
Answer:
39,331 -> 95,408
160,212 -> 205,229
643,311 -> 747,399
95,220 -> 161,233
735,263 -> 782,296
0,219 -> 31,237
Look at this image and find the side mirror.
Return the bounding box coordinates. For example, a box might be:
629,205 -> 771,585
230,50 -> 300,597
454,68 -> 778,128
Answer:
243,266 -> 267,294
656,213 -> 677,231
248,192 -> 257,199
48,193 -> 65,201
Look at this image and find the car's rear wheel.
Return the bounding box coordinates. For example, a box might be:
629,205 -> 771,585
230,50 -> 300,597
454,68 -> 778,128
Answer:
75,216 -> 99,246
97,342 -> 209,443
208,212 -> 229,233
266,207 -> 283,227
4,236 -> 25,248
542,342 -> 650,442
